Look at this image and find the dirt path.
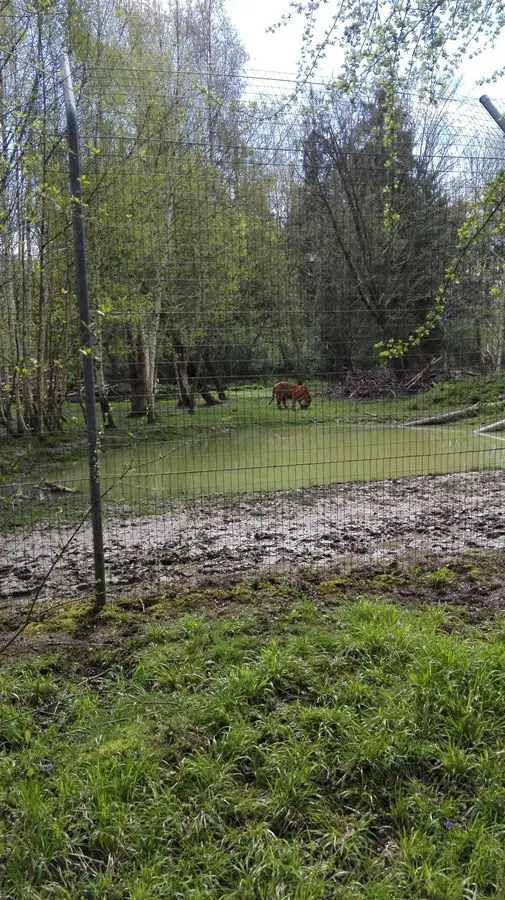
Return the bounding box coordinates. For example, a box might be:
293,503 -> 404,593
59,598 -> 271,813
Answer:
2,469 -> 505,608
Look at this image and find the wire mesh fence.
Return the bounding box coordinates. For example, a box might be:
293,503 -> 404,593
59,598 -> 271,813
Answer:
1,57 -> 505,622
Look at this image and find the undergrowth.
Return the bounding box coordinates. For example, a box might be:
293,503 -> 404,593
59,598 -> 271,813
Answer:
423,372 -> 505,408
2,581 -> 505,898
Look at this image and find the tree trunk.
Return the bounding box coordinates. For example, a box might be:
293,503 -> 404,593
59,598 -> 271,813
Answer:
129,329 -> 148,417
34,208 -> 49,436
142,142 -> 176,424
202,349 -> 227,401
194,356 -> 221,406
390,355 -> 408,380
34,36 -> 49,436
279,341 -> 294,372
0,62 -> 26,436
95,321 -> 116,430
142,324 -> 158,424
97,383 -> 116,430
129,326 -> 159,421
129,319 -> 158,423
19,206 -> 35,428
199,387 -> 220,406
172,331 -> 195,411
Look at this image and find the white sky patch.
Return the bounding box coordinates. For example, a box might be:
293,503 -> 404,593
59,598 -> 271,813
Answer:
228,0 -> 505,100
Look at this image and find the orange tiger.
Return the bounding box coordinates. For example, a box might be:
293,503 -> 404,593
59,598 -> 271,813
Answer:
269,381 -> 312,410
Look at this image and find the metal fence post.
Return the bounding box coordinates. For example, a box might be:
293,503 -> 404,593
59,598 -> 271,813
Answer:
479,96 -> 505,137
60,52 -> 106,609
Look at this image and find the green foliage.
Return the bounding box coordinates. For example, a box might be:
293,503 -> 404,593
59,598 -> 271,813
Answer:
289,0 -> 505,96
376,170 -> 505,362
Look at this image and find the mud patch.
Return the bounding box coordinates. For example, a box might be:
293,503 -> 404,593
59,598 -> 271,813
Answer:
1,469 -> 504,612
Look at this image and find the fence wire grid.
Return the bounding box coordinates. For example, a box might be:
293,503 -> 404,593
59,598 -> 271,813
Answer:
1,61 -> 505,619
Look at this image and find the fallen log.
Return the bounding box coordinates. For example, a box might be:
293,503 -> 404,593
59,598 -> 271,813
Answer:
475,417 -> 505,434
404,400 -> 504,427
39,481 -> 79,494
404,403 -> 481,426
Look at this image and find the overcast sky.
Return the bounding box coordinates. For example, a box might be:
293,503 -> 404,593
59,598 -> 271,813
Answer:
227,0 -> 505,100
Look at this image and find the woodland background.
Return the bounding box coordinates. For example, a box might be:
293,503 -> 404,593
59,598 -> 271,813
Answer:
1,0 -> 505,438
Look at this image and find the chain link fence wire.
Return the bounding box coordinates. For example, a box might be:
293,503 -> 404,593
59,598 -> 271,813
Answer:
1,58 -> 505,627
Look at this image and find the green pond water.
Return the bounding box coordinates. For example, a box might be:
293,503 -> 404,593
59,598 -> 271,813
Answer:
56,422 -> 505,504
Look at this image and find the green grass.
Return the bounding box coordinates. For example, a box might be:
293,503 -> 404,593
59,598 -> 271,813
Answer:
425,372 -> 505,408
2,574 -> 505,897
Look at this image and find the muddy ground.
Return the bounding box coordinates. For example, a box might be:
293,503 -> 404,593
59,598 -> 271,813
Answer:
1,468 -> 505,611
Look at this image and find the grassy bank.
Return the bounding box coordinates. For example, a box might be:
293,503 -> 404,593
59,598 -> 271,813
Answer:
2,561 -> 505,897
